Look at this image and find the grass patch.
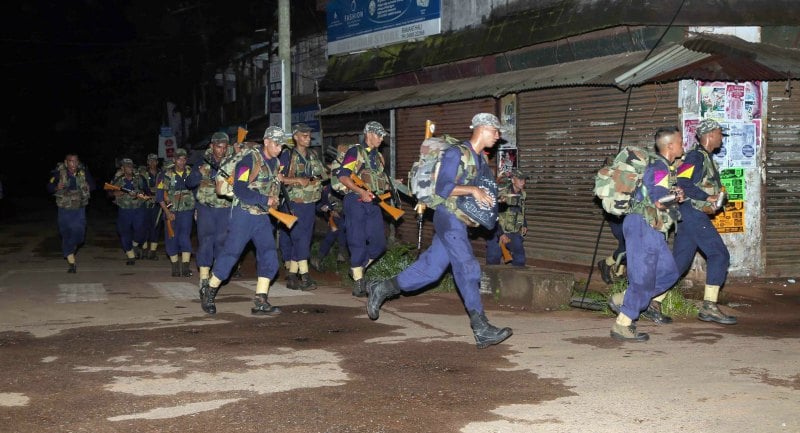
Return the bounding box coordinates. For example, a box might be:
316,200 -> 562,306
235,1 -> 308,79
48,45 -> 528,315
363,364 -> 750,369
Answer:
311,237 -> 457,293
603,277 -> 699,318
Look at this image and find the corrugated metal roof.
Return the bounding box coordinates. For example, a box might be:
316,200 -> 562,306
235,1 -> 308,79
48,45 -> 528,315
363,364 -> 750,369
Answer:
616,33 -> 800,86
320,34 -> 800,116
320,50 -> 650,116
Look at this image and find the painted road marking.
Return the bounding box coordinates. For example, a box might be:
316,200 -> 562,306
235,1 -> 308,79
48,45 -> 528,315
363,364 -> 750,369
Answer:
57,283 -> 107,303
149,282 -> 201,300
232,280 -> 313,297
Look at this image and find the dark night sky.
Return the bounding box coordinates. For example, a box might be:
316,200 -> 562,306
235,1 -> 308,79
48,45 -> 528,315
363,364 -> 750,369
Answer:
2,0 -> 325,196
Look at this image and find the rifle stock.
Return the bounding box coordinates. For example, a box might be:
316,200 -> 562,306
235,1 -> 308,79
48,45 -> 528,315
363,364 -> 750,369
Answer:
349,173 -> 405,221
499,237 -> 512,264
269,207 -> 298,229
328,213 -> 338,231
165,216 -> 175,238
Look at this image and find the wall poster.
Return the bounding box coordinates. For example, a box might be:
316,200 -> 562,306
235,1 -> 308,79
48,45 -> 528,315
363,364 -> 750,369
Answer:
680,80 -> 762,235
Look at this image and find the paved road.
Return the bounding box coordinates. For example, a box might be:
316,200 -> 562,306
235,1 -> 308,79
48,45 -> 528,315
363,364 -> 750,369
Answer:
0,197 -> 798,432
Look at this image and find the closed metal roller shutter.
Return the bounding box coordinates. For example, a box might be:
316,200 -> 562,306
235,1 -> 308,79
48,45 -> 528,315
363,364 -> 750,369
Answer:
394,99 -> 497,255
765,82 -> 800,276
517,83 -> 680,268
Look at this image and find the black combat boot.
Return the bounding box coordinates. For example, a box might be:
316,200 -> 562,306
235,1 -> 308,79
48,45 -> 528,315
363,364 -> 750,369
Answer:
641,300 -> 673,324
251,294 -> 281,316
180,261 -> 193,277
133,246 -> 143,260
199,280 -> 218,314
352,278 -> 367,297
148,250 -> 158,260
297,273 -> 317,291
67,263 -> 77,274
468,310 -> 513,349
286,273 -> 299,290
367,277 -> 401,320
171,261 -> 180,277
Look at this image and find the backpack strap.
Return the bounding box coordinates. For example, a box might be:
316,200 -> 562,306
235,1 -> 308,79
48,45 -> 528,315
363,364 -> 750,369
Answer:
248,149 -> 262,183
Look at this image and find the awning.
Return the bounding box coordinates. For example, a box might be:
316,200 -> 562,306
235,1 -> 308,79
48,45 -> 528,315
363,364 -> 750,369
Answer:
616,33 -> 800,87
320,34 -> 800,116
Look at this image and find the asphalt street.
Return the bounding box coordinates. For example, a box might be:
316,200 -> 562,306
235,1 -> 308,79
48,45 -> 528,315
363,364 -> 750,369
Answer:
0,196 -> 798,433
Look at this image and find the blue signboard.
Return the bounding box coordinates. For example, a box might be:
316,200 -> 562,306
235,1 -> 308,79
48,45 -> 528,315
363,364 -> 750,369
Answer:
327,0 -> 441,55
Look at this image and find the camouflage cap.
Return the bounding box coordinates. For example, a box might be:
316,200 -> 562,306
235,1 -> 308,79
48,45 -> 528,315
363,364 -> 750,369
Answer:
363,121 -> 388,137
292,123 -> 313,134
174,148 -> 188,158
211,132 -> 230,144
120,158 -> 134,166
470,113 -> 504,130
696,119 -> 729,137
147,153 -> 158,161
510,169 -> 529,180
263,126 -> 288,145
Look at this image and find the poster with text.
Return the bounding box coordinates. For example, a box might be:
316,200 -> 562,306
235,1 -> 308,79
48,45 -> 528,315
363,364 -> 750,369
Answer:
711,200 -> 744,234
720,168 -> 745,201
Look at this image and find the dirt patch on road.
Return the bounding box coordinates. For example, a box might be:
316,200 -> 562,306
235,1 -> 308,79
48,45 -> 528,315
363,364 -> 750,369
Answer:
0,304 -> 573,433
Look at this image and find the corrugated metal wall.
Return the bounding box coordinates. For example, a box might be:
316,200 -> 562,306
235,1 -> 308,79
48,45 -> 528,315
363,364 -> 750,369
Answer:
517,83 -> 680,268
765,82 -> 800,276
394,99 -> 497,255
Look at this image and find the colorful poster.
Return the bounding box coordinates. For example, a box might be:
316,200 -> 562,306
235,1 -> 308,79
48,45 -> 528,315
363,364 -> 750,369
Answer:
711,200 -> 745,234
497,147 -> 517,177
725,84 -> 745,120
720,168 -> 745,201
700,83 -> 726,119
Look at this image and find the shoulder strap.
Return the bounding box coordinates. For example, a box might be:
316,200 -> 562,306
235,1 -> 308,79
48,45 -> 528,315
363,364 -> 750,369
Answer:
248,149 -> 262,183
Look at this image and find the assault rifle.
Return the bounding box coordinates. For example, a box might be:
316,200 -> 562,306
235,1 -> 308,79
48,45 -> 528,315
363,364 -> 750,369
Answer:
211,158 -> 298,229
103,182 -> 152,201
349,173 -> 405,221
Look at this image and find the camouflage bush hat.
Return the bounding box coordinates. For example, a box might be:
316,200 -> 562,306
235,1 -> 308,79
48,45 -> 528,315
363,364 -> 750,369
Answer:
292,123 -> 313,134
174,148 -> 188,158
363,121 -> 388,137
510,169 -> 529,180
470,113 -> 504,130
696,119 -> 729,137
263,126 -> 288,145
211,132 -> 230,144
120,158 -> 134,166
147,153 -> 158,161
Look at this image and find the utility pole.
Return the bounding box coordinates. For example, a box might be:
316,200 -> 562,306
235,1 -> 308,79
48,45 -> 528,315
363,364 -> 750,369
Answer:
279,0 -> 291,131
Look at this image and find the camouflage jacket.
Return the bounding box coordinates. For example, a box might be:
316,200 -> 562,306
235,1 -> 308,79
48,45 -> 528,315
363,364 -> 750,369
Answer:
190,147 -> 233,208
49,163 -> 92,209
156,166 -> 195,212
280,147 -> 328,203
630,154 -> 679,235
497,181 -> 527,233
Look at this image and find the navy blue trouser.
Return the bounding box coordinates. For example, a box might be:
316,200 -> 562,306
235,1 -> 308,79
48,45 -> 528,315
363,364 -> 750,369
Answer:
196,204 -> 231,268
143,205 -> 162,245
57,207 -> 86,257
286,202 -> 316,261
672,206 -> 730,286
608,216 -> 626,263
485,229 -> 526,266
343,194 -> 386,267
164,210 -> 194,256
278,225 -> 291,262
211,206 -> 279,281
319,215 -> 346,258
117,207 -> 146,252
620,214 -> 679,320
396,207 -> 484,313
